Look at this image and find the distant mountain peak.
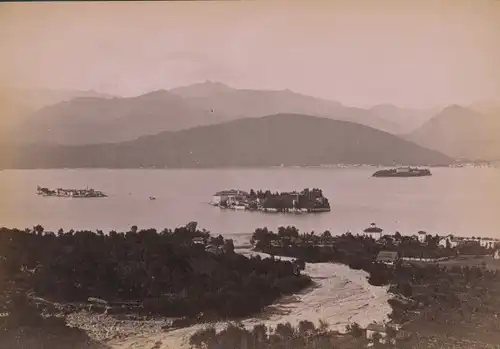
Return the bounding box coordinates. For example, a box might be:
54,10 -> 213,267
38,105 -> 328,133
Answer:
138,89 -> 176,99
169,81 -> 234,98
202,80 -> 230,87
442,104 -> 470,113
186,80 -> 232,90
370,104 -> 400,111
436,105 -> 482,120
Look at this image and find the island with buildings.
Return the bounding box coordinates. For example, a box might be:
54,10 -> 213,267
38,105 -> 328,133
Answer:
210,188 -> 331,213
372,167 -> 432,177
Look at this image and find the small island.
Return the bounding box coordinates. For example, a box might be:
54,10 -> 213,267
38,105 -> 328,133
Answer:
372,167 -> 432,177
211,188 -> 330,213
37,186 -> 107,198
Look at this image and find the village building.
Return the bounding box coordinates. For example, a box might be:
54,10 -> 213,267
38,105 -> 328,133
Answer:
211,189 -> 249,206
417,231 -> 427,243
205,244 -> 225,255
479,238 -> 497,249
438,235 -> 459,248
376,251 -> 400,266
192,237 -> 206,245
362,223 -> 383,240
366,323 -> 388,342
365,322 -> 399,344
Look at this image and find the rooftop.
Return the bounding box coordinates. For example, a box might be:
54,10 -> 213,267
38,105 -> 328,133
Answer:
366,323 -> 387,332
214,189 -> 249,196
376,251 -> 399,262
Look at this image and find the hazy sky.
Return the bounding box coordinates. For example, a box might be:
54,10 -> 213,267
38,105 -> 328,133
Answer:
1,0 -> 499,108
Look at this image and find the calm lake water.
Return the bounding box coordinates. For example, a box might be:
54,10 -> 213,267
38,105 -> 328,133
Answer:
1,167 -> 499,244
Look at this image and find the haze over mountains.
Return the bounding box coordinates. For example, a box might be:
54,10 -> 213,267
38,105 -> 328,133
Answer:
1,81 -> 498,167
0,88 -> 114,145
3,114 -> 452,169
408,105 -> 500,161
13,89 -> 233,145
7,81 -> 435,146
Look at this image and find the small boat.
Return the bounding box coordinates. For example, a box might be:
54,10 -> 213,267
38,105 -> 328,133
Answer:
149,196 -> 156,200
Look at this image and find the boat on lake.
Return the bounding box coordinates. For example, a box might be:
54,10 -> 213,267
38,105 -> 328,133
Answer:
36,186 -> 107,198
372,167 -> 432,178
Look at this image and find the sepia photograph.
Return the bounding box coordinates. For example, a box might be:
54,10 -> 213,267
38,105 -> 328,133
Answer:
1,0 -> 500,348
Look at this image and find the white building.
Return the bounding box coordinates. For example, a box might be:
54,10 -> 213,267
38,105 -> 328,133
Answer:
479,238 -> 497,250
494,250 -> 500,260
438,235 -> 459,248
211,189 -> 249,205
417,231 -> 427,243
362,223 -> 383,240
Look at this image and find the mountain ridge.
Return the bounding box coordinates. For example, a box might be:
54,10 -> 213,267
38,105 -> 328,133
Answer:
408,105 -> 500,161
3,113 -> 453,169
10,81 -> 435,146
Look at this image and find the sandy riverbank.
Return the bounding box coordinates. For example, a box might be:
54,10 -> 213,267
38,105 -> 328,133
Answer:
82,248 -> 392,349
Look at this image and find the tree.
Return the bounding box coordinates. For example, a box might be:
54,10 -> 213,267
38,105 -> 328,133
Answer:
393,231 -> 401,239
33,225 -> 44,236
189,326 -> 217,348
298,320 -> 315,336
371,331 -> 382,344
321,230 -> 332,242
275,322 -> 295,340
318,319 -> 329,333
346,322 -> 363,338
251,324 -> 268,343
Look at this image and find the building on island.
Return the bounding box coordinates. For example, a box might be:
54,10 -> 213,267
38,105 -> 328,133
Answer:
362,223 -> 383,240
211,189 -> 249,206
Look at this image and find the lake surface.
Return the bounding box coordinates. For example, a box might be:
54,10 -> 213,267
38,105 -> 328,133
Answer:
1,167 -> 499,244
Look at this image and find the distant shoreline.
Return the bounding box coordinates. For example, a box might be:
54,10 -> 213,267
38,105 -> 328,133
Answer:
0,163 -> 494,171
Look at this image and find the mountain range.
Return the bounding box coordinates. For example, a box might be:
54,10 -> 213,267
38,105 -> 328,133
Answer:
0,88 -> 114,144
407,105 -> 500,161
8,81 -> 433,146
1,82 -> 498,167
3,114 -> 452,169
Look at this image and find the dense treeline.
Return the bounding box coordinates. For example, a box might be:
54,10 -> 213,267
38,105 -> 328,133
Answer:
251,226 -> 500,345
189,320 -> 500,349
189,321 -> 373,349
250,226 -> 491,266
0,223 -> 311,320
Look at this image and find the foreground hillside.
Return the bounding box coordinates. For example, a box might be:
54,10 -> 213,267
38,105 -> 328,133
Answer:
408,105 -> 500,161
2,114 -> 452,169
